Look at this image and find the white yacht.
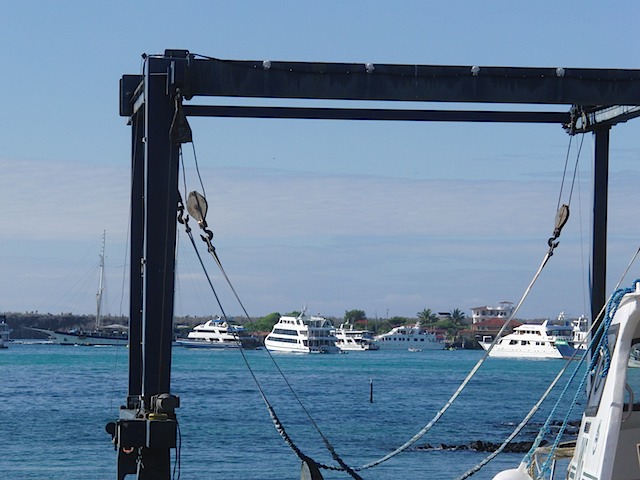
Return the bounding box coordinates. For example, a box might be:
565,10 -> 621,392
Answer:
334,322 -> 379,351
0,317 -> 11,348
264,311 -> 340,354
479,319 -> 574,359
373,321 -> 442,350
176,317 -> 261,349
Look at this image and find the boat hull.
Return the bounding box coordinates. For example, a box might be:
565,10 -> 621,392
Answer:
176,338 -> 261,349
175,339 -> 240,349
555,342 -> 582,360
264,340 -> 340,354
479,340 -> 565,359
335,342 -> 379,351
375,340 -> 442,350
29,328 -> 128,346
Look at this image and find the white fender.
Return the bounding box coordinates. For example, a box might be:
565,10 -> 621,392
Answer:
492,463 -> 533,480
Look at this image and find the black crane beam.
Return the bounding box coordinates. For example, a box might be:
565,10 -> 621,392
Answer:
182,105 -> 571,124
179,55 -> 640,106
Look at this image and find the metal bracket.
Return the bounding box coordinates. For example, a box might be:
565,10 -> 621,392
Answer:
166,49 -> 194,99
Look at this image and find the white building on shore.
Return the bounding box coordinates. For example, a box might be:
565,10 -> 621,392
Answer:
470,302 -> 514,324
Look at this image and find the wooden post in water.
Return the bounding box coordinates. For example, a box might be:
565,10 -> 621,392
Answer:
370,379 -> 373,403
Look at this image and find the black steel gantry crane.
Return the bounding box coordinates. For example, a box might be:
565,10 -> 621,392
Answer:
109,49 -> 640,479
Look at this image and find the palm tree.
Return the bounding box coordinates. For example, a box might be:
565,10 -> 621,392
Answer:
417,308 -> 438,325
450,308 -> 466,325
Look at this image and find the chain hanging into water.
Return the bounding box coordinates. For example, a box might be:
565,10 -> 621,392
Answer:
180,189 -> 362,479
176,139 -> 362,477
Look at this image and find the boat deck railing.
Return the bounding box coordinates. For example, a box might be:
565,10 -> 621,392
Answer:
529,441 -> 575,479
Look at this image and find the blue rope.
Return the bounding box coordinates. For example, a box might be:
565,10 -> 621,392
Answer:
527,279 -> 640,478
522,325 -> 594,469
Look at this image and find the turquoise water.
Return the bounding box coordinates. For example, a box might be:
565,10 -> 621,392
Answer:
0,344 -> 584,479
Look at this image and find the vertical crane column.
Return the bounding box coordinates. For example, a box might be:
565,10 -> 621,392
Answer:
590,126 -> 610,340
109,51 -> 188,480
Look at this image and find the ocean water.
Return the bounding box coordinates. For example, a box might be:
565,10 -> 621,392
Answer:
0,344 -> 584,479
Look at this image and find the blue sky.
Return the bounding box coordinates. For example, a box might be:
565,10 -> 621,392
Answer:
2,1 -> 640,320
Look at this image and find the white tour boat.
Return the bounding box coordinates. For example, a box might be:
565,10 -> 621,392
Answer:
264,311 -> 341,354
373,321 -> 442,350
334,322 -> 379,351
494,281 -> 640,480
175,317 -> 261,349
479,319 -> 574,359
0,317 -> 11,348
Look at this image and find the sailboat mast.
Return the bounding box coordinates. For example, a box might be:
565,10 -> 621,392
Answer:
96,231 -> 106,330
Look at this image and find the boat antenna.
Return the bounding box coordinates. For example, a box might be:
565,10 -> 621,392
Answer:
96,230 -> 106,330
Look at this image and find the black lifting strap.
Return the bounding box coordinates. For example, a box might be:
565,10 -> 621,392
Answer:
170,92 -> 193,145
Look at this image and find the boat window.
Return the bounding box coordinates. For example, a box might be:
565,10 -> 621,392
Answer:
586,324 -> 619,417
624,338 -> 640,412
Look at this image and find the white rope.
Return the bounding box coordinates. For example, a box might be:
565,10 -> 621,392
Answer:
454,355 -> 572,480
359,251 -> 553,470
